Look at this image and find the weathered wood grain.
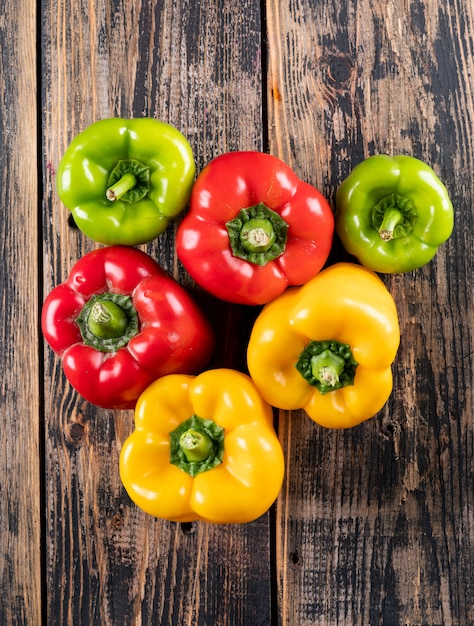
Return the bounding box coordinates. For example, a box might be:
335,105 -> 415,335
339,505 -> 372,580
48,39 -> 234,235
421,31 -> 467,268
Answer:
41,1 -> 269,624
0,0 -> 42,624
267,0 -> 474,624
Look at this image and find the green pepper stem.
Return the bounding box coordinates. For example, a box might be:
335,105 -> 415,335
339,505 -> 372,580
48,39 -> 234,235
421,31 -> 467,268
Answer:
372,194 -> 417,241
240,218 -> 276,253
106,159 -> 151,203
106,172 -> 137,201
169,415 -> 225,477
76,292 -> 139,353
179,429 -> 214,463
295,339 -> 358,394
226,202 -> 289,266
310,349 -> 346,388
378,208 -> 403,241
88,300 -> 128,339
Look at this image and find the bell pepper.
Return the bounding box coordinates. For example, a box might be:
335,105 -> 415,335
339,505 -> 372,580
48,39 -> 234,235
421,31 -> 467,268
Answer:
119,369 -> 285,523
41,246 -> 215,409
56,118 -> 196,245
247,262 -> 400,429
176,151 -> 334,305
335,154 -> 454,273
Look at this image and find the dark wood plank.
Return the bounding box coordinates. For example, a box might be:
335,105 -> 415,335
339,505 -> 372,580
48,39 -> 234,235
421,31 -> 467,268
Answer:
266,0 -> 474,624
41,1 -> 269,624
0,0 -> 42,623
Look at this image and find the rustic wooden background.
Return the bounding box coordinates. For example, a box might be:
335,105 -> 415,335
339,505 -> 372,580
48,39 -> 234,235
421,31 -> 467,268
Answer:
1,0 -> 473,624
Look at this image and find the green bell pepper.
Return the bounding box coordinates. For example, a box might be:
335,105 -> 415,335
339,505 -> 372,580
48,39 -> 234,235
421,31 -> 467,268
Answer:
335,154 -> 454,273
56,118 -> 196,245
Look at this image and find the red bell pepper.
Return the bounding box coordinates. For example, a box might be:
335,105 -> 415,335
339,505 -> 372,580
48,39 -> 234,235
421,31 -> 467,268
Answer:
42,246 -> 215,409
176,151 -> 334,305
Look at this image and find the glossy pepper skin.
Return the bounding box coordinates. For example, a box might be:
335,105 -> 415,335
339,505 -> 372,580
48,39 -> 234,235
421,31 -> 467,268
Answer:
335,154 -> 454,273
41,246 -> 214,410
119,369 -> 285,523
247,263 -> 400,429
57,118 -> 196,245
176,151 -> 334,305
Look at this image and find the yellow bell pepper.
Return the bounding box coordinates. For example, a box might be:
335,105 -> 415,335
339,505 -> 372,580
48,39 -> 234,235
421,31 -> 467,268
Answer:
247,263 -> 400,429
119,368 -> 284,523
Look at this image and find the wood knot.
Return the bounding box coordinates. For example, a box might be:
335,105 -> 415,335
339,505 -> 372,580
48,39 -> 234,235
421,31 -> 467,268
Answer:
65,420 -> 86,447
180,522 -> 195,535
380,418 -> 401,440
289,549 -> 301,568
325,54 -> 353,84
110,513 -> 124,531
315,52 -> 355,103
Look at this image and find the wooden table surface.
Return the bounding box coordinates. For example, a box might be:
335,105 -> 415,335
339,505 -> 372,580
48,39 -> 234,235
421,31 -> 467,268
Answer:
2,0 -> 473,624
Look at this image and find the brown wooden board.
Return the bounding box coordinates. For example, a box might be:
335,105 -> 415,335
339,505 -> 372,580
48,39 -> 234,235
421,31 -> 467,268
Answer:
0,0 -> 42,623
267,0 -> 474,624
41,1 -> 270,625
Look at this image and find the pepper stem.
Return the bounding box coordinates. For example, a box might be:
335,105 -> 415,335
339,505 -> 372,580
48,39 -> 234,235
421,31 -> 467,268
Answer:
226,202 -> 289,266
378,208 -> 403,241
106,172 -> 137,201
295,339 -> 358,394
76,292 -> 139,353
310,349 -> 346,388
240,218 -> 276,253
88,300 -> 128,339
170,415 -> 225,477
179,429 -> 214,463
106,159 -> 151,203
372,193 -> 417,241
